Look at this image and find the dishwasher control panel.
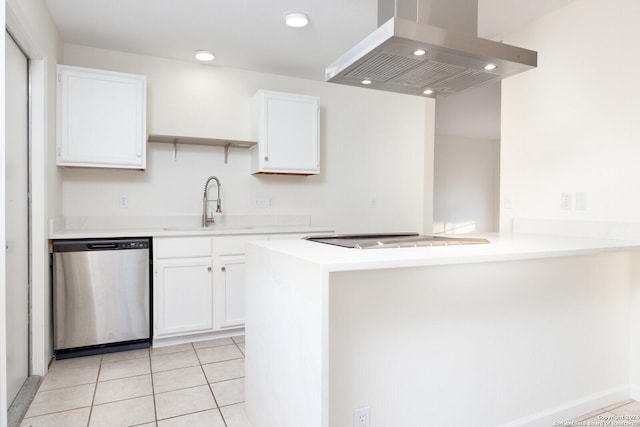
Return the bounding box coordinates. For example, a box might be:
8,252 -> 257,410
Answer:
120,241 -> 149,249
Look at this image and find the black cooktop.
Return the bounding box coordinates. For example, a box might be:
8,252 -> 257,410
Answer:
304,233 -> 490,249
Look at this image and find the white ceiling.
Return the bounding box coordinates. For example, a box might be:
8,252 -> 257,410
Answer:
44,0 -> 576,81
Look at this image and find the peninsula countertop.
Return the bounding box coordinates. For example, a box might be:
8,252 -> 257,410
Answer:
245,232 -> 640,271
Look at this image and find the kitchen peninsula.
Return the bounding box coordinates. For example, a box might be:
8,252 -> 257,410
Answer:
245,233 -> 640,427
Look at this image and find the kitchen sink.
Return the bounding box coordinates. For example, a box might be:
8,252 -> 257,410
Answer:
162,225 -> 254,231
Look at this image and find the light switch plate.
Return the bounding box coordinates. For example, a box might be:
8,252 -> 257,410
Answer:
575,192 -> 587,210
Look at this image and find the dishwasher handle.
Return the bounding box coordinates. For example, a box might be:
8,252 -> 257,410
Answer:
87,243 -> 119,250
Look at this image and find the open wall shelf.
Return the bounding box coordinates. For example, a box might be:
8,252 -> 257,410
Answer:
148,134 -> 257,163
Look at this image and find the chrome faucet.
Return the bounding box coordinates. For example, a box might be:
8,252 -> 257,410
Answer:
202,176 -> 222,227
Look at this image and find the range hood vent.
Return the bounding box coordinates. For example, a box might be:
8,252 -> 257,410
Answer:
326,0 -> 537,98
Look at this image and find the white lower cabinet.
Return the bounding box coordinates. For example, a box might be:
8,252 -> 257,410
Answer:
213,255 -> 246,329
153,236 -> 214,339
153,232 -> 326,341
155,258 -> 213,336
153,234 -> 264,339
211,235 -> 267,330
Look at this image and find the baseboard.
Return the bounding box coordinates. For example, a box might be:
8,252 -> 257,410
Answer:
152,328 -> 244,348
630,384 -> 640,401
498,385 -> 630,427
7,376 -> 42,427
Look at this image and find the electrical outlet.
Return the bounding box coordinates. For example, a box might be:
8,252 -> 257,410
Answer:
253,197 -> 266,209
560,192 -> 572,210
354,406 -> 370,427
503,193 -> 513,210
253,197 -> 273,209
118,194 -> 129,209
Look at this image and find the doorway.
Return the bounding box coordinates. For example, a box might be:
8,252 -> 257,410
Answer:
5,30 -> 33,425
432,81 -> 501,234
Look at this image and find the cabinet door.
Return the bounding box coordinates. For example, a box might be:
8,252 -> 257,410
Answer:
252,90 -> 319,175
57,65 -> 146,169
214,255 -> 246,329
155,258 -> 213,336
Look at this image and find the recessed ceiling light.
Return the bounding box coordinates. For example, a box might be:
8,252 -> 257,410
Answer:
423,88 -> 434,95
413,49 -> 426,56
285,12 -> 309,28
484,63 -> 497,71
362,79 -> 372,85
195,50 -> 215,62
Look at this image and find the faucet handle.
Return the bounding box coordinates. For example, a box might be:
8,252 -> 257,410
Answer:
204,211 -> 216,225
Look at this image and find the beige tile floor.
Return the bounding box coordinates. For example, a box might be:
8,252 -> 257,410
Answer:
18,335 -> 640,426
562,399 -> 640,426
20,336 -> 251,427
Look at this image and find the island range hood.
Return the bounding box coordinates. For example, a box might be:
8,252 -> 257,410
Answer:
326,0 -> 537,98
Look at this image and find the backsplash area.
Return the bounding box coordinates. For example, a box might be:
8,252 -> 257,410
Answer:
49,214 -> 313,234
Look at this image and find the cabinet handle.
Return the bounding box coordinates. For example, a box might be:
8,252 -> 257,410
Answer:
221,266 -> 226,272
207,266 -> 212,272
264,156 -> 269,161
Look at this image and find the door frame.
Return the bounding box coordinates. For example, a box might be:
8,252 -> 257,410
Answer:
0,2 -> 7,424
2,2 -> 49,424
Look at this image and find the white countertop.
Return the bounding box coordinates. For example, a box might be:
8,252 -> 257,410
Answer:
246,232 -> 640,271
49,215 -> 334,239
50,224 -> 334,239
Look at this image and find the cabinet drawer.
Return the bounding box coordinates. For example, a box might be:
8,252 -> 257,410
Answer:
213,235 -> 267,256
155,237 -> 212,259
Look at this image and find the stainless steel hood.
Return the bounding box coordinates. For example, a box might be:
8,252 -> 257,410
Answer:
325,0 -> 537,98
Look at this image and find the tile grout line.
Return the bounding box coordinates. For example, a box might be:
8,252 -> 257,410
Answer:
196,343 -> 228,427
21,406 -> 94,422
605,399 -> 635,411
193,342 -> 229,427
149,348 -> 159,425
86,354 -> 103,427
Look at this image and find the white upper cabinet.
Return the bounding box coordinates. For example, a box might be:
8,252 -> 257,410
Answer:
251,90 -> 320,175
56,65 -> 147,169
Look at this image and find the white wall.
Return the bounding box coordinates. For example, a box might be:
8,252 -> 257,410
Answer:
435,81 -> 501,141
500,0 -> 640,230
62,45 -> 435,234
433,134 -> 499,233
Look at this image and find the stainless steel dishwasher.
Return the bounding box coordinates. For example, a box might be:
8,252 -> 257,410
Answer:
52,238 -> 151,358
